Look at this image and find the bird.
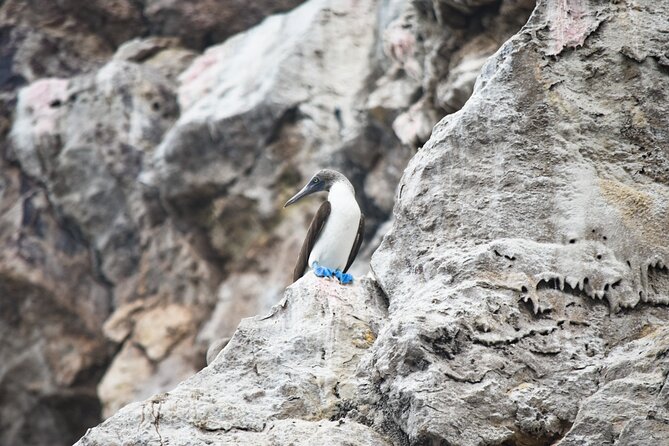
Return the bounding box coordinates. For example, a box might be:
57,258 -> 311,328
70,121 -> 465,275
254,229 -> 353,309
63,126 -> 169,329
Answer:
284,169 -> 364,284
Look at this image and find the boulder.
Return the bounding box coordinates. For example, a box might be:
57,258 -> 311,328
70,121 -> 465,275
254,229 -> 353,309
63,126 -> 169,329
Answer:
77,275 -> 390,445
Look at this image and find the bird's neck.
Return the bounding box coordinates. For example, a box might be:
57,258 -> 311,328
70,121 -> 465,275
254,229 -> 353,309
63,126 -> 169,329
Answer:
328,181 -> 358,211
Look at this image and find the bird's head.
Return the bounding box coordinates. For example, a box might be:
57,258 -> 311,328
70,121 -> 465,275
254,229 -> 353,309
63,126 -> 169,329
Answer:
284,169 -> 342,207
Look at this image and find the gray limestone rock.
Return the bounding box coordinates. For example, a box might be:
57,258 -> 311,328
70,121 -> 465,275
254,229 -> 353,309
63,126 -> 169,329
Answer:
0,162 -> 114,446
10,61 -> 179,286
7,59 -> 218,425
367,0 -> 669,444
77,275 -> 390,446
76,0 -> 669,445
11,0 -> 669,444
143,0 -> 307,49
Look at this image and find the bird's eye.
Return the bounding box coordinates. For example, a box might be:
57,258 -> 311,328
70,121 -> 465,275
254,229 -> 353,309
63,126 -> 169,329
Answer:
312,177 -> 319,183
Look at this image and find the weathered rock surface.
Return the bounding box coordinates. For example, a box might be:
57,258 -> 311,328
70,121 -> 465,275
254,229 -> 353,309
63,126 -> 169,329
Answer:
0,0 -> 276,442
367,0 -> 669,444
0,162 -> 114,446
143,0 -> 307,49
77,275 -> 391,446
76,0 -> 669,445
6,56 -> 219,434
155,0 -> 532,365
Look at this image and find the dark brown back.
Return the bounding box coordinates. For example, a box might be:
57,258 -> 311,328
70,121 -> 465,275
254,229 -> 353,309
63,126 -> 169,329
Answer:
343,214 -> 364,273
292,201 -> 331,282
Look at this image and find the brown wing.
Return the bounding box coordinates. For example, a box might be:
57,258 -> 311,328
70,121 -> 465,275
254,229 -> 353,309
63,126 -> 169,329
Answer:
292,201 -> 331,282
343,214 -> 364,274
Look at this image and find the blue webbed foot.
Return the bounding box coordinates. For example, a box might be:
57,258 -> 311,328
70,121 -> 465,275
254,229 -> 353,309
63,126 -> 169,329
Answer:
334,269 -> 353,285
312,262 -> 335,278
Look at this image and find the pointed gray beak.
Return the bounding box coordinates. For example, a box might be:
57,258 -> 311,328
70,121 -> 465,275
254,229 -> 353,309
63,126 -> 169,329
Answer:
284,185 -> 310,207
284,183 -> 317,207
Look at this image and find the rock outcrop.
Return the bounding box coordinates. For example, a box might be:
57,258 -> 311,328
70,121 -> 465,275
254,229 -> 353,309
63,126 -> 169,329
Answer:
78,275 -> 392,446
74,0 -> 669,445
3,1 -> 533,442
0,0 -> 533,445
0,163 -> 113,446
0,1 -> 306,443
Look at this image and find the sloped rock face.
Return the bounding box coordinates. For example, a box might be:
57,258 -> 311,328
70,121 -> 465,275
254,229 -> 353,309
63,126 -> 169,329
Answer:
368,0 -> 669,444
2,0 -> 532,444
77,0 -> 669,445
0,164 -> 113,446
5,56 -> 218,434
77,275 -> 391,446
162,0 -> 534,367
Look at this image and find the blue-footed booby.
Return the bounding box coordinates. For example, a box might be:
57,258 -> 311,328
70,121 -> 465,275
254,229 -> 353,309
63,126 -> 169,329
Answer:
284,169 -> 364,284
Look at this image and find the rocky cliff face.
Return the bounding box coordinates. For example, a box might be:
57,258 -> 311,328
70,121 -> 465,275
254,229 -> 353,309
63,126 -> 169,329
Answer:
73,0 -> 669,445
1,0 -> 533,445
369,0 -> 669,442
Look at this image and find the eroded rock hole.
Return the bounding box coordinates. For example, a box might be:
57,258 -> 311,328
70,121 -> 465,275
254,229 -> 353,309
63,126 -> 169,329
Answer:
500,419 -> 574,446
536,277 -> 560,291
403,349 -> 431,372
647,261 -> 669,296
493,249 -> 516,261
535,275 -> 614,304
563,279 -> 590,300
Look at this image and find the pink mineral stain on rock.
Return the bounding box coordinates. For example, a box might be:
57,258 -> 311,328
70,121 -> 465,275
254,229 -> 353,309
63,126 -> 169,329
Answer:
178,49 -> 222,111
21,78 -> 69,137
383,19 -> 421,79
546,0 -> 604,56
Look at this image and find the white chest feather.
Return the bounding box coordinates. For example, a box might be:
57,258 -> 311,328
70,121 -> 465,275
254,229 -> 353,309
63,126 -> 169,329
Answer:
309,182 -> 361,271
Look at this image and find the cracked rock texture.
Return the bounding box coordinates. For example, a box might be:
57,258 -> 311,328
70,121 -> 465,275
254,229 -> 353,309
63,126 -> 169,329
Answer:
368,0 -> 669,444
76,0 -> 669,446
1,0 -> 532,444
77,275 -> 391,446
0,0 -> 533,445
